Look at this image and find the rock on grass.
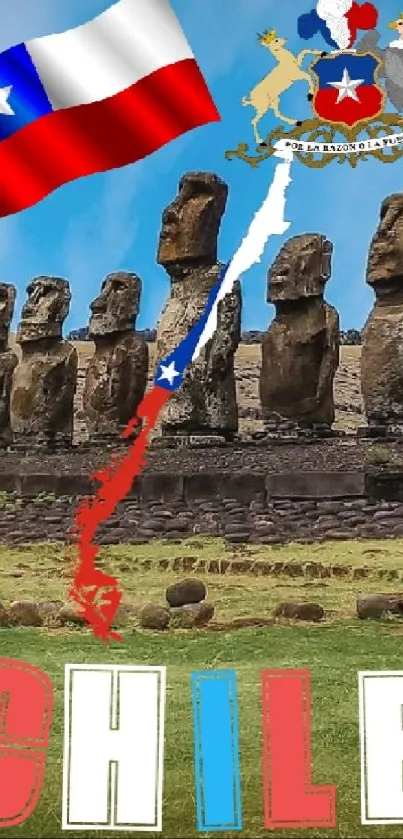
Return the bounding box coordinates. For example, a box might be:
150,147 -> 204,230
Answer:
170,602 -> 214,628
274,601 -> 324,622
8,600 -> 43,626
357,593 -> 403,619
166,578 -> 206,607
140,603 -> 170,630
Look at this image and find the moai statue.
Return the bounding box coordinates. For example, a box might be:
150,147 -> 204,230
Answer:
0,284 -> 18,447
10,277 -> 78,448
259,234 -> 340,431
361,194 -> 403,434
83,272 -> 149,443
156,172 -> 241,440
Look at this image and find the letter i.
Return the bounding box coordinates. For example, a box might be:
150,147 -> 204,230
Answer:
191,670 -> 242,832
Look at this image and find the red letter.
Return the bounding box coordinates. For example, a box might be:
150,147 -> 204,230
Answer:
261,669 -> 336,829
0,658 -> 53,826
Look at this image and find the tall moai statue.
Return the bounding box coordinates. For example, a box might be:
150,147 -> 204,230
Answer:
0,284 -> 18,447
259,234 -> 340,431
361,194 -> 403,434
10,277 -> 78,448
83,272 -> 149,443
156,172 -> 241,440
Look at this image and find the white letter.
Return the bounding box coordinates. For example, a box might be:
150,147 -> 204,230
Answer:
62,664 -> 166,831
359,671 -> 403,824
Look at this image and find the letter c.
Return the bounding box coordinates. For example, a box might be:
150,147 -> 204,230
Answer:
0,659 -> 54,827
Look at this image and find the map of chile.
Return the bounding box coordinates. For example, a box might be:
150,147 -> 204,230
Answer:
70,266 -> 237,640
69,144 -> 294,641
69,0 -> 403,640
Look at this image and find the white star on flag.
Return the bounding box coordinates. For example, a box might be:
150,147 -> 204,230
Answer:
157,361 -> 180,386
0,85 -> 14,116
328,68 -> 364,103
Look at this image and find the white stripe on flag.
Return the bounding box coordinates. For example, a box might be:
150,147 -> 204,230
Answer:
191,150 -> 294,362
62,664 -> 166,831
26,0 -> 194,110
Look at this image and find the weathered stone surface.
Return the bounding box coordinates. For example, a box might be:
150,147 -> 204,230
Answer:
8,600 -> 43,626
10,277 -> 78,447
58,603 -> 87,625
17,276 -> 70,342
0,284 -> 15,347
0,284 -> 17,446
357,593 -> 403,619
273,601 -> 325,621
260,235 -> 339,427
37,600 -> 63,621
157,172 -> 241,438
158,171 -> 227,266
0,602 -> 8,625
111,603 -> 139,627
170,601 -> 214,628
140,603 -> 170,630
362,195 -> 403,428
166,577 -> 206,607
366,195 -> 403,287
83,272 -> 148,442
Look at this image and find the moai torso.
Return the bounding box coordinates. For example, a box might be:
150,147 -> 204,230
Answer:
83,272 -> 148,442
10,277 -> 78,447
156,172 -> 241,438
361,195 -> 403,428
0,284 -> 18,446
259,234 -> 339,426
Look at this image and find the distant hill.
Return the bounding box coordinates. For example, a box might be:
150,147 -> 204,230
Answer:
67,327 -> 362,345
67,327 -> 158,342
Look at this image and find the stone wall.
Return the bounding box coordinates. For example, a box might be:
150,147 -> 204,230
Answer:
1,469 -> 403,545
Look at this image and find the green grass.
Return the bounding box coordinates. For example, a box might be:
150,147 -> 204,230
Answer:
2,537 -> 403,624
2,537 -> 403,838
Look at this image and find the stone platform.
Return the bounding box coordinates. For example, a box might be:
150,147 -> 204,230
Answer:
0,437 -> 402,546
0,435 -> 370,478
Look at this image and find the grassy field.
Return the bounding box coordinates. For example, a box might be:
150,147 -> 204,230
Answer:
2,537 -> 403,838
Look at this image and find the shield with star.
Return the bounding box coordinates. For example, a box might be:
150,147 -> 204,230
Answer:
310,52 -> 385,128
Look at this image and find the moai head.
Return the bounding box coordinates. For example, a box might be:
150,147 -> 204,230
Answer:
366,194 -> 403,291
268,234 -> 333,303
0,283 -> 16,348
89,272 -> 141,337
17,276 -> 71,343
157,172 -> 228,268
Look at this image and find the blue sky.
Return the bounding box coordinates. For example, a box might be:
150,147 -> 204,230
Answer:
0,0 -> 402,334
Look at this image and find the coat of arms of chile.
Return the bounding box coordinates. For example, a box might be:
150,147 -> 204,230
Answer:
226,2 -> 403,168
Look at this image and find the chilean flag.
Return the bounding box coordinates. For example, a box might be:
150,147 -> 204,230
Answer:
0,0 -> 219,219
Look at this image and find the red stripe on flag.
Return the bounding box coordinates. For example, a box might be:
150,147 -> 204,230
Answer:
0,58 -> 219,218
261,669 -> 336,829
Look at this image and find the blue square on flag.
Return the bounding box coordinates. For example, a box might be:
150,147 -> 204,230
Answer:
0,43 -> 52,140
